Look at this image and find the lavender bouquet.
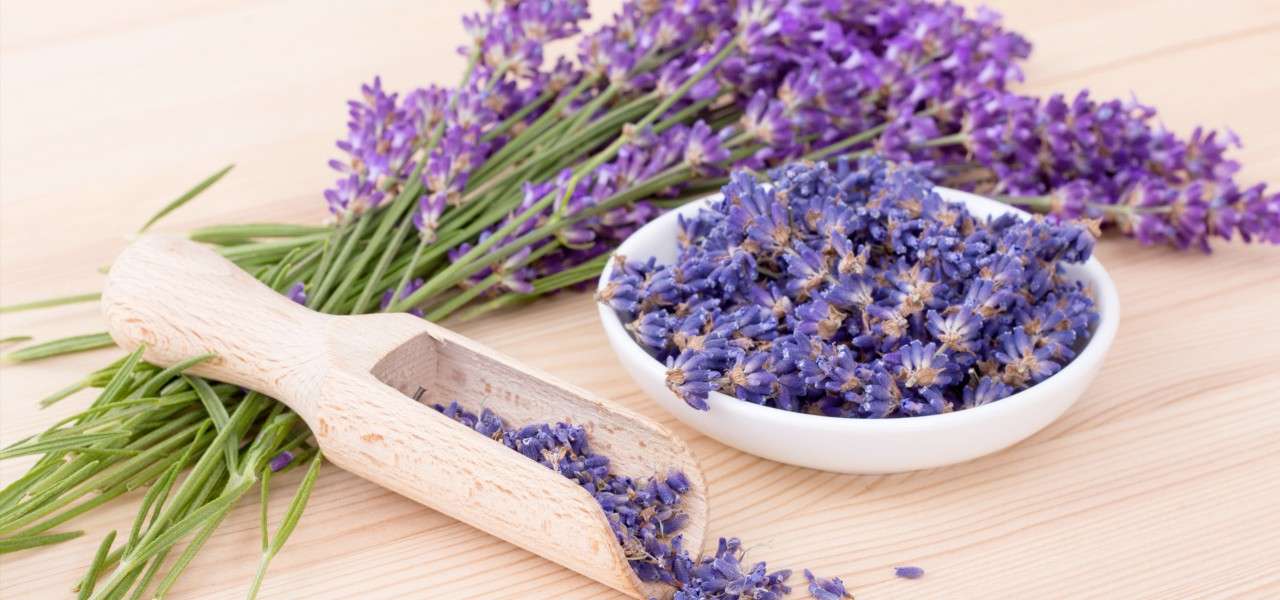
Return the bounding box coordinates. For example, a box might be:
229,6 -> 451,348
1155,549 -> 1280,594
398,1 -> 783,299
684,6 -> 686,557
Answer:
1,1 -> 1276,598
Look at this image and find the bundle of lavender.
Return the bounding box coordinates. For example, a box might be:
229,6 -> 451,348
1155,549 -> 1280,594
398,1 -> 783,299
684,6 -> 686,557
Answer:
2,1 -> 1277,598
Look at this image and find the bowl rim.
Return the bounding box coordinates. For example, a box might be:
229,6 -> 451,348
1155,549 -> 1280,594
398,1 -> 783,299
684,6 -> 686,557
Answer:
595,186 -> 1120,432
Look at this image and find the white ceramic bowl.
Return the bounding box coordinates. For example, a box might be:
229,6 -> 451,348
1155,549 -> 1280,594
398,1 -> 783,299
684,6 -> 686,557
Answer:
597,187 -> 1119,474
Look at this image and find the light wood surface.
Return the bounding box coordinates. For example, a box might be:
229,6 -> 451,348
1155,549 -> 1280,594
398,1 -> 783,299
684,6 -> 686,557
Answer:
100,235 -> 706,599
2,1 -> 1279,598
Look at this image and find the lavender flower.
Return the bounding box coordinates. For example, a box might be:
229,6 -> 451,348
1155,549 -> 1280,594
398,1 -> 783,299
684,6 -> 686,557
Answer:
915,89 -> 1280,250
381,278 -> 425,317
323,0 -> 1270,333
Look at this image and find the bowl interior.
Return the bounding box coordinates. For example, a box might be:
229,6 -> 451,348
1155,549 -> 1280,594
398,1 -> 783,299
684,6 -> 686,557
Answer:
597,187 -> 1120,430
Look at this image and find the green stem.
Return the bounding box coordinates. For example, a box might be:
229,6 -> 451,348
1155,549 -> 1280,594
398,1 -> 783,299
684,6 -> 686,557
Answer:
424,240 -> 561,321
319,183 -> 418,313
453,254 -> 610,323
3,333 -> 115,363
388,235 -> 429,309
396,40 -> 737,312
470,76 -> 598,185
482,87 -> 556,142
0,293 -> 101,314
805,121 -> 893,161
307,216 -> 370,309
351,210 -> 417,314
915,131 -> 967,149
188,223 -> 330,245
396,162 -> 692,312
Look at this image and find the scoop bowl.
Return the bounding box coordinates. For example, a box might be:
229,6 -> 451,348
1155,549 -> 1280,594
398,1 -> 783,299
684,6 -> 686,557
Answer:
597,187 -> 1119,474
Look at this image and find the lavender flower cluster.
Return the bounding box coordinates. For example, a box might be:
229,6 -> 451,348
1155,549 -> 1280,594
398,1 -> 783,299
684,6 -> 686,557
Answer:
906,90 -> 1280,250
433,401 -> 794,599
602,158 -> 1098,417
322,0 -> 1274,321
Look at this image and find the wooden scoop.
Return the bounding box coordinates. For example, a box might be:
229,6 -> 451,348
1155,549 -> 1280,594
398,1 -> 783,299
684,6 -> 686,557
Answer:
101,235 -> 707,599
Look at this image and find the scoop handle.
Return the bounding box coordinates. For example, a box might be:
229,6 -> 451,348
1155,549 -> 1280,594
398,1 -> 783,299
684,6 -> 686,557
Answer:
101,235 -> 327,399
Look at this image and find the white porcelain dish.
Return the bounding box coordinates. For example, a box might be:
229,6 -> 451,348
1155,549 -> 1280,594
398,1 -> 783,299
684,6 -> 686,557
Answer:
597,187 -> 1120,474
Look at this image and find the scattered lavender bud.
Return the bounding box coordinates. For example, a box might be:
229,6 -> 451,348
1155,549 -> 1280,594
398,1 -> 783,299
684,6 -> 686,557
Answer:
894,566 -> 925,579
268,451 -> 295,473
804,569 -> 852,599
286,282 -> 307,305
433,401 -> 794,597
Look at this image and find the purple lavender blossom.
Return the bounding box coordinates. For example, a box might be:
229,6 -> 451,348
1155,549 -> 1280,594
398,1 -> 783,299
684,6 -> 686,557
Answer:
381,278 -> 425,317
325,0 -> 1270,334
915,89 -> 1280,251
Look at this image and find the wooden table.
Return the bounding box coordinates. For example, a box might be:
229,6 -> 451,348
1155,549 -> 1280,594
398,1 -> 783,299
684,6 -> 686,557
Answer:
3,1 -> 1278,597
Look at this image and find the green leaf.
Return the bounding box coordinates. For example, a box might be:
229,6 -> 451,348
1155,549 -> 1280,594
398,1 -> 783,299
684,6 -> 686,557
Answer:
309,215 -> 371,310
0,529 -> 84,554
0,335 -> 33,345
269,452 -> 322,555
0,293 -> 100,314
79,530 -> 117,600
137,164 -> 234,233
0,431 -> 132,460
129,478 -> 254,567
3,333 -> 115,363
95,346 -> 148,408
126,463 -> 179,553
39,379 -> 90,408
0,459 -> 100,525
124,546 -> 171,600
149,501 -> 232,599
185,376 -> 237,469
0,458 -> 62,512
127,354 -> 214,400
189,223 -> 330,245
258,467 -> 271,552
247,452 -> 322,600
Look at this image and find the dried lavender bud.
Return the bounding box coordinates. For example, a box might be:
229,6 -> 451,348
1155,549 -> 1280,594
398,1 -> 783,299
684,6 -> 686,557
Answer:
267,451 -> 295,473
606,157 -> 1099,418
803,569 -> 852,600
286,282 -> 307,305
894,566 -> 925,579
434,402 -> 798,598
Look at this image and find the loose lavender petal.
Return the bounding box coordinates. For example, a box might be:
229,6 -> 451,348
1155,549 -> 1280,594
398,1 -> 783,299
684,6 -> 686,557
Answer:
804,569 -> 852,600
286,282 -> 307,305
895,565 -> 925,579
268,451 -> 295,473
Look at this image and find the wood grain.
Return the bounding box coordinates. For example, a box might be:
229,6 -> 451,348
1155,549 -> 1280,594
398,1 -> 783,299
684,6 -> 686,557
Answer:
2,1 -> 1279,598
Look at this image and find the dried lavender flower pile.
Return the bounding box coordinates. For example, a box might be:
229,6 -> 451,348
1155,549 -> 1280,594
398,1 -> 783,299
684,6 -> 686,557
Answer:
433,402 -> 794,599
603,158 -> 1098,416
